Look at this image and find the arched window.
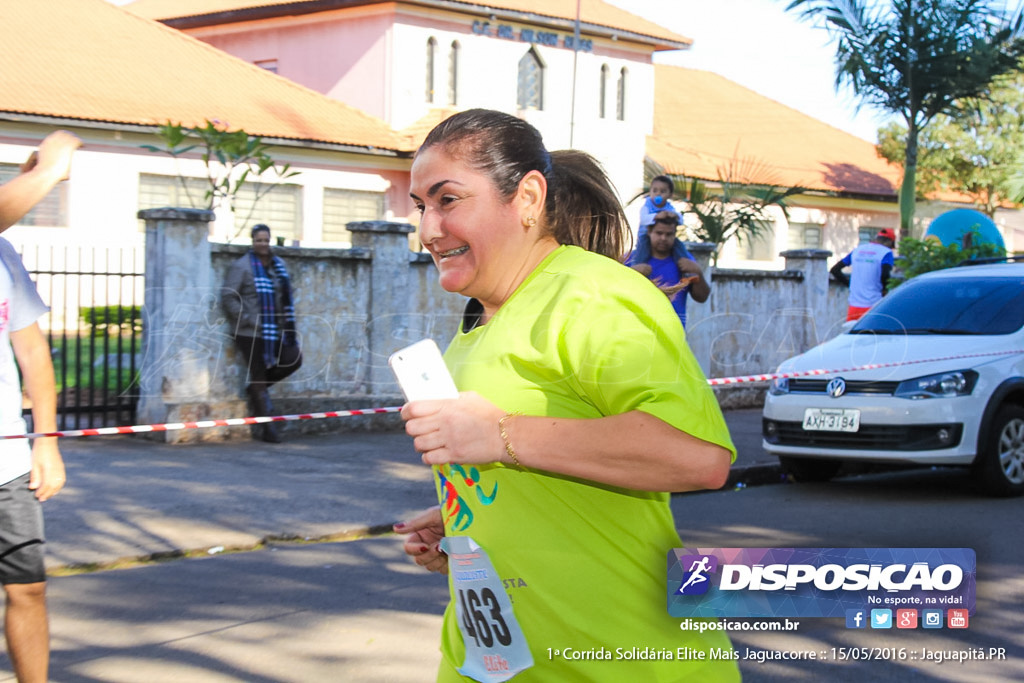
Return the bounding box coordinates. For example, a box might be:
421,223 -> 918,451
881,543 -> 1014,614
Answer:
616,67 -> 627,120
448,41 -> 460,106
425,37 -> 437,103
517,48 -> 544,110
599,64 -> 609,118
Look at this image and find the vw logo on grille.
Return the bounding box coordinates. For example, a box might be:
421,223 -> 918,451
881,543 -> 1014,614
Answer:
826,378 -> 847,398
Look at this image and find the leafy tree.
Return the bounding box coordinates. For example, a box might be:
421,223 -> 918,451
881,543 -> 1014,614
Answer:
887,229 -> 1006,290
876,66 -> 1024,216
786,0 -> 1024,236
142,120 -> 299,237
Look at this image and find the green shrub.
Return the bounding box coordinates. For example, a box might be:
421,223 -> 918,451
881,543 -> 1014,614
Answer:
49,334 -> 140,395
79,306 -> 142,337
888,230 -> 1006,291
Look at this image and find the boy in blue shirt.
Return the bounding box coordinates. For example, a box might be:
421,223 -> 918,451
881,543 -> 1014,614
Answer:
629,214 -> 710,329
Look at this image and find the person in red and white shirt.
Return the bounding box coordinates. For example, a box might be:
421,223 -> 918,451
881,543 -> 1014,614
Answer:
830,229 -> 896,321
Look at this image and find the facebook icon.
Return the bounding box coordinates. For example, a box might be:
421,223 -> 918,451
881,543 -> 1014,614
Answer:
846,609 -> 866,629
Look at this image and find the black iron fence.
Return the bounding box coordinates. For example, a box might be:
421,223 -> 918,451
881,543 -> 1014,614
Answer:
23,245 -> 145,429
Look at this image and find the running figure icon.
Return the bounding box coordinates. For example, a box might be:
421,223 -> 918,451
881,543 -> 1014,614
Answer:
678,556 -> 712,593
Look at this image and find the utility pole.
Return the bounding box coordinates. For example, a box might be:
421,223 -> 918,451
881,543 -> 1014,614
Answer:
569,0 -> 581,148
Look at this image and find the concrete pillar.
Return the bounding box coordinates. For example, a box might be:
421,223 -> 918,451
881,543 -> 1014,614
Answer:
682,242 -> 716,374
137,208 -> 221,443
685,242 -> 716,275
780,248 -> 833,350
347,221 -> 418,394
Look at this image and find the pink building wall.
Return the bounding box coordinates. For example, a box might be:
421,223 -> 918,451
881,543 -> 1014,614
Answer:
192,11 -> 394,122
381,168 -> 414,223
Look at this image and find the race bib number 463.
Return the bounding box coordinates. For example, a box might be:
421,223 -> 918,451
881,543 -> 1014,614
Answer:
442,536 -> 533,681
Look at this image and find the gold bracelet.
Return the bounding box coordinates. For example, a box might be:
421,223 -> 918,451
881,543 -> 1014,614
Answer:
498,412 -> 523,467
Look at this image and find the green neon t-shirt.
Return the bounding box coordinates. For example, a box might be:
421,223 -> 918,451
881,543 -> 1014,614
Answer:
434,246 -> 738,682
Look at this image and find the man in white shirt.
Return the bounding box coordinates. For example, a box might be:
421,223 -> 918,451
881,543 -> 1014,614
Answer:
0,130 -> 77,682
830,229 -> 896,321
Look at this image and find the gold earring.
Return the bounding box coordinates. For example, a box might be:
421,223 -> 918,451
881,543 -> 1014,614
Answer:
524,216 -> 536,228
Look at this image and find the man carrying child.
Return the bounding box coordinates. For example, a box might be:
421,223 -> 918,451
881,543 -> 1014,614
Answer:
628,213 -> 710,330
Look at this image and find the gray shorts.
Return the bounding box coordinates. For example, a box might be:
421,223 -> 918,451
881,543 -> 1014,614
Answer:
0,474 -> 46,585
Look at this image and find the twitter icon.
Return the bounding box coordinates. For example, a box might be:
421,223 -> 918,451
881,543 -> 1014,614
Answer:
870,609 -> 892,629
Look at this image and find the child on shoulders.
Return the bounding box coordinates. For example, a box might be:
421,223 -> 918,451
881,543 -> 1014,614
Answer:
631,174 -> 690,266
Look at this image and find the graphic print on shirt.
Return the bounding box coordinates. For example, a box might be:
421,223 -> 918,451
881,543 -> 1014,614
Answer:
439,463 -> 498,532
0,299 -> 8,335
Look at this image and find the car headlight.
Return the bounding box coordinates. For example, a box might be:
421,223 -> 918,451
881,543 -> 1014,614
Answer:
769,377 -> 790,395
893,370 -> 978,399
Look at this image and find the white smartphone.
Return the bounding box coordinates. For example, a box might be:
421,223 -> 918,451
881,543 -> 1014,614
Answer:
388,339 -> 459,402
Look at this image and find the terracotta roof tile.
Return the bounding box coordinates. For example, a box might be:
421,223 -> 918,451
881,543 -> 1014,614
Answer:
126,0 -> 691,48
2,0 -> 406,152
128,0 -> 288,16
398,107 -> 461,150
649,65 -> 900,197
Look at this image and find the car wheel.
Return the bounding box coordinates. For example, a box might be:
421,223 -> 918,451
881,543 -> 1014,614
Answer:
779,456 -> 842,483
973,405 -> 1024,497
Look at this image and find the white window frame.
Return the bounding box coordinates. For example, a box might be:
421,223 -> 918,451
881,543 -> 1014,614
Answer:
517,47 -> 544,111
599,64 -> 609,119
426,37 -> 437,103
745,223 -> 777,261
616,67 -> 628,121
232,183 -> 303,241
322,188 -> 386,243
448,41 -> 460,106
788,222 -> 823,249
1,163 -> 69,227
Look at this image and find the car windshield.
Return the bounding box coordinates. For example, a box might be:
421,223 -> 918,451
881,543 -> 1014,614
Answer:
851,275 -> 1024,335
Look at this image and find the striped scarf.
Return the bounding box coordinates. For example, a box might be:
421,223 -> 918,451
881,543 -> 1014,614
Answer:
249,252 -> 296,368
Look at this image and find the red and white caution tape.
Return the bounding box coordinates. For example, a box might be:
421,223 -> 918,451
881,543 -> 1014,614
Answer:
6,349 -> 1021,440
706,348 -> 1022,386
4,407 -> 402,441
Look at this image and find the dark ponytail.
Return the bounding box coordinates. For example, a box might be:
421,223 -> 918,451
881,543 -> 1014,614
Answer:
418,109 -> 631,260
545,150 -> 630,259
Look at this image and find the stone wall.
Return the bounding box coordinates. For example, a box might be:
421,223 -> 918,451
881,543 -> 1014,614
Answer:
136,210 -> 464,442
684,246 -> 849,408
136,210 -> 848,442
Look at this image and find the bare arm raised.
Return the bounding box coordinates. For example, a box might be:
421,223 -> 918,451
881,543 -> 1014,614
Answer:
0,131 -> 81,232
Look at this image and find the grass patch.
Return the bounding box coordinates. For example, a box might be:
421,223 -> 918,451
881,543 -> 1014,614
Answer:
49,332 -> 140,395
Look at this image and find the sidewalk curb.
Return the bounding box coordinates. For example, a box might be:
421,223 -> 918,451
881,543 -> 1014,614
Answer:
48,524 -> 402,576
48,469 -> 787,577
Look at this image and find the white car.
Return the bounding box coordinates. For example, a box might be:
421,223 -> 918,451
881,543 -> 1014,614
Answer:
762,260 -> 1024,496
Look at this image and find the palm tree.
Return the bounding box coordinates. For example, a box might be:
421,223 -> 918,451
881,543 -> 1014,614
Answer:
645,156 -> 805,266
681,177 -> 805,266
785,0 -> 1024,236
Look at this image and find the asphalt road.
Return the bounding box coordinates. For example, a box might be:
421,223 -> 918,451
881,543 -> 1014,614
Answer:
673,468 -> 1024,681
2,409 -> 1018,682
